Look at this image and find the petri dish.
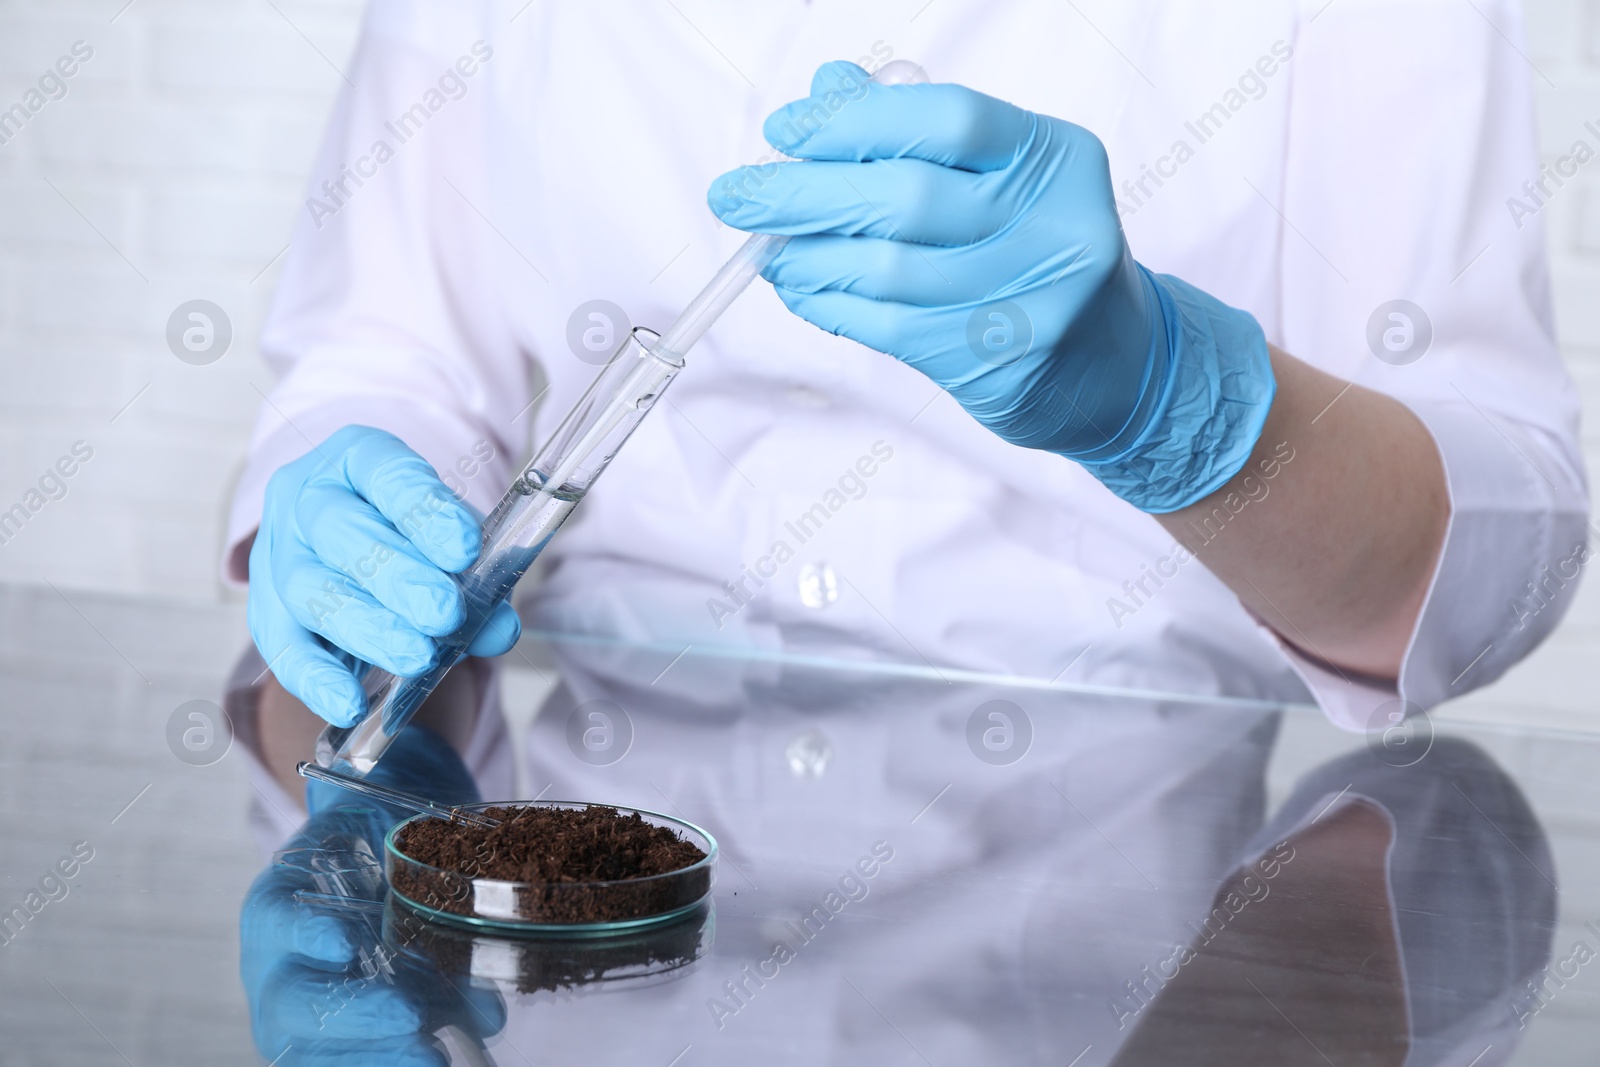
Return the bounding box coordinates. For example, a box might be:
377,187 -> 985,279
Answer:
382,895 -> 715,994
384,801 -> 717,933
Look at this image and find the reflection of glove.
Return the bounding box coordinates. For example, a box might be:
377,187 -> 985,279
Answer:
248,425 -> 521,726
240,727 -> 504,1066
709,62 -> 1275,513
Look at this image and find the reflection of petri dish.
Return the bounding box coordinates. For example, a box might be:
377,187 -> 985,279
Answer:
383,895 -> 715,994
384,801 -> 717,933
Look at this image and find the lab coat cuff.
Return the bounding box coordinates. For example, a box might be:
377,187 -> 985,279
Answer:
1259,398 -> 1590,732
223,644 -> 310,854
1261,634 -> 1397,733
1394,398 -> 1588,709
222,398 -> 515,586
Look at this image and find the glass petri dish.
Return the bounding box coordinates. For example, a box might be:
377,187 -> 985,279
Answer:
384,801 -> 717,933
383,895 -> 715,994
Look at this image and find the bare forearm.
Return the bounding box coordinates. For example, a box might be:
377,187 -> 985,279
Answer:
1155,347 -> 1448,680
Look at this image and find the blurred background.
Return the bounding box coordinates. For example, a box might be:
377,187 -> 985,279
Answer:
0,1 -> 1597,1062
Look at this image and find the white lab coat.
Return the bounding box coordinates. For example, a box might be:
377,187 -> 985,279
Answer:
225,0 -> 1588,732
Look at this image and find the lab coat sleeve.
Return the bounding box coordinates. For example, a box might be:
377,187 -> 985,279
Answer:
1270,0 -> 1590,728
222,2 -> 531,584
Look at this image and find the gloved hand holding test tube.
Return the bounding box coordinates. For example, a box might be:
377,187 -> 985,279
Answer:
313,322 -> 683,773
312,61 -> 930,777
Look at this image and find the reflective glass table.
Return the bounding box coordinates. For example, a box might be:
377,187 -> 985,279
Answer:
1,588 -> 1596,1065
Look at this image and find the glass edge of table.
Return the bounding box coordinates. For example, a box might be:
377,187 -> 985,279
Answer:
518,627 -> 1600,748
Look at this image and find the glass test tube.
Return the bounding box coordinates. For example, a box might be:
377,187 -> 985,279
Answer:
316,62 -> 929,778
315,327 -> 682,774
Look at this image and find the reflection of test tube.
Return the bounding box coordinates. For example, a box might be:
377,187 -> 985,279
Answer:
316,327 -> 682,773
316,60 -> 930,777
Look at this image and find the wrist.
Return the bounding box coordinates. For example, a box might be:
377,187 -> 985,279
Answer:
1072,271 -> 1276,513
1056,262 -> 1175,463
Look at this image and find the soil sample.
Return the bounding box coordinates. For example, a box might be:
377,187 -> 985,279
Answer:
392,804 -> 710,925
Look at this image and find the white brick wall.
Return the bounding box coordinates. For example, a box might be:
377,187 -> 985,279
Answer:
0,0 -> 363,600
0,0 -> 1594,725
1447,0 -> 1600,731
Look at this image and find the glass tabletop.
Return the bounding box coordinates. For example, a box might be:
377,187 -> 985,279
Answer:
1,590 -> 1595,1065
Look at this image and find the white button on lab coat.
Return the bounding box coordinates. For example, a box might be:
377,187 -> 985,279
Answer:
225,0 -> 1589,731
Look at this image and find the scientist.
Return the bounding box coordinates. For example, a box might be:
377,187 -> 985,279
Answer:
226,1 -> 1586,814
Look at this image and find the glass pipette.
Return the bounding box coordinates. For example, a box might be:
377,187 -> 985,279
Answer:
297,761 -> 502,828
314,60 -> 928,779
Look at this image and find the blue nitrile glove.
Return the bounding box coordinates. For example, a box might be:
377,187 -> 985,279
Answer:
708,62 -> 1276,512
240,726 -> 505,1066
248,425 -> 521,726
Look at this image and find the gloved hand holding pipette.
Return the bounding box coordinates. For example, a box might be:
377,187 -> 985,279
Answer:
241,725 -> 505,1064
708,61 -> 1276,514
248,425 -> 521,728
253,70 -> 915,766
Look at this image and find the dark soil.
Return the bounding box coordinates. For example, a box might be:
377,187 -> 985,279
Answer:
392,804 -> 709,924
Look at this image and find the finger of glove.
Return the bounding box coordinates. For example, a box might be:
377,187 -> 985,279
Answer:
326,428 -> 480,573
810,59 -> 874,97
769,282 -> 1033,420
248,579 -> 369,727
709,157 -> 1006,247
464,598 -> 521,658
766,69 -> 1034,172
770,284 -> 956,372
766,233 -> 1009,306
256,958 -> 426,1040
775,285 -> 1071,446
278,557 -> 438,678
296,482 -> 466,637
